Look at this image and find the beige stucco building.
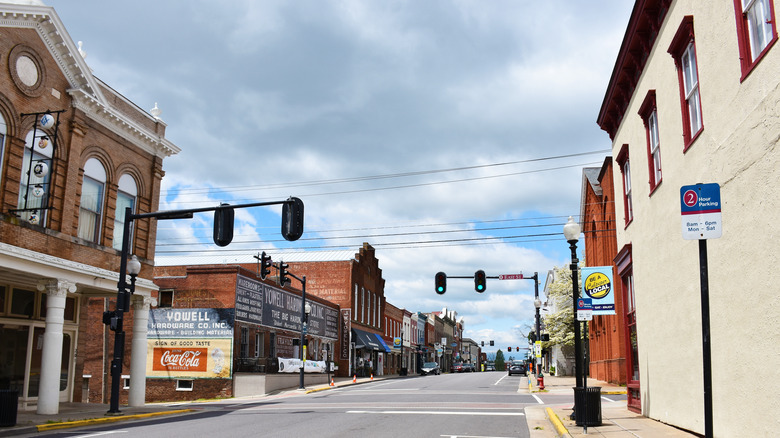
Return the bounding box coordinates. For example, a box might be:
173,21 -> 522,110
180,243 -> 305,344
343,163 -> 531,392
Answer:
597,0 -> 779,436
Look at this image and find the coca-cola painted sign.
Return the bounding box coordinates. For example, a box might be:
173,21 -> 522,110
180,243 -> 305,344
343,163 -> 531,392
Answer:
153,348 -> 208,372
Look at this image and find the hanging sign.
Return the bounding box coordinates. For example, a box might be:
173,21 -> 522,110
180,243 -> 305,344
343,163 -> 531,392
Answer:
581,266 -> 615,315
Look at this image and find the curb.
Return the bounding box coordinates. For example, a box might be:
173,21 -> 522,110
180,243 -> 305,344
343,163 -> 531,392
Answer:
35,409 -> 196,432
545,407 -> 569,437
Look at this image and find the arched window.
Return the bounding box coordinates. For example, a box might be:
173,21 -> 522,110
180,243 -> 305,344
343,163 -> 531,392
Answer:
0,114 -> 6,184
78,158 -> 106,243
113,174 -> 137,251
17,130 -> 53,225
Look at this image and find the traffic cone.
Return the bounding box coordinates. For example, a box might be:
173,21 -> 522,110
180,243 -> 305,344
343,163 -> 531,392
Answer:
370,373 -> 374,381
330,378 -> 335,387
353,375 -> 357,383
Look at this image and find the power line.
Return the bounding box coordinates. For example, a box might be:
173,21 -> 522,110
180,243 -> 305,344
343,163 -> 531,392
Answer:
161,149 -> 611,196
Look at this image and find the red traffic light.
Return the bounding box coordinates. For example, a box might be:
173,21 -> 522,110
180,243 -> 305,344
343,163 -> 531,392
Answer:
507,347 -> 512,352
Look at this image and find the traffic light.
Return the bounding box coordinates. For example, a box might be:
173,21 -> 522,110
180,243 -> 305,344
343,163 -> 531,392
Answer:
213,203 -> 234,247
259,251 -> 272,280
435,272 -> 447,294
281,197 -> 304,241
278,261 -> 290,287
474,270 -> 486,292
507,347 -> 512,352
481,341 -> 485,347
490,340 -> 494,346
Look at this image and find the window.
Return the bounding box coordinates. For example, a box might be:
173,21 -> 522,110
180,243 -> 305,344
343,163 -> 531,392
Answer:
122,375 -> 130,390
176,379 -> 194,391
639,91 -> 662,193
0,115 -> 6,185
616,144 -> 633,226
668,16 -> 703,150
113,174 -> 137,251
17,130 -> 53,225
734,0 -> 778,77
158,290 -> 173,308
240,327 -> 248,358
254,332 -> 264,358
78,158 -> 106,243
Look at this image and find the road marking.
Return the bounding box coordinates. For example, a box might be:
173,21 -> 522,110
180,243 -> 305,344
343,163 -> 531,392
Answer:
494,375 -> 507,385
348,410 -> 524,416
440,435 -> 520,438
531,393 -> 544,404
73,432 -> 129,437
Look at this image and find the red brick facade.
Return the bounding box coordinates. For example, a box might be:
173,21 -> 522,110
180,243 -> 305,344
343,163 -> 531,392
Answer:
581,159 -> 627,385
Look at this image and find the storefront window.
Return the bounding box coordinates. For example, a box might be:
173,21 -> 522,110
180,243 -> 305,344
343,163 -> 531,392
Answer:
11,288 -> 36,317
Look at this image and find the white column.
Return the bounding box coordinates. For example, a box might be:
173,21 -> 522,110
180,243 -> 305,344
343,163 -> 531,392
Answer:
37,280 -> 75,415
129,296 -> 155,407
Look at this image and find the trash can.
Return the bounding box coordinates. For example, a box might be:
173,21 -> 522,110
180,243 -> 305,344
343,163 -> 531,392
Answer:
573,386 -> 602,426
0,389 -> 18,427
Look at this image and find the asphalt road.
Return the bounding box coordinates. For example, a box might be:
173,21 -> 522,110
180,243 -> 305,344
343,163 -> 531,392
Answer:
30,372 -> 598,438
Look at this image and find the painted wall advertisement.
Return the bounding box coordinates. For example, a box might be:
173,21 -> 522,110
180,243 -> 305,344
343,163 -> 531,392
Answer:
581,266 -> 615,315
235,275 -> 339,340
147,308 -> 235,379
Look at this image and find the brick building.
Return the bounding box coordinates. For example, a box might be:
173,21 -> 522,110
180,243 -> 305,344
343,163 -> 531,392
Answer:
150,264 -> 339,401
578,161 -> 627,385
0,2 -> 179,414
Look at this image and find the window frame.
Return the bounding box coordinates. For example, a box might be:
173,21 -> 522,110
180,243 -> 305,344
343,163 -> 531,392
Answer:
668,16 -> 704,151
638,90 -> 662,194
113,174 -> 138,251
616,144 -> 633,227
78,158 -> 107,243
734,0 -> 778,80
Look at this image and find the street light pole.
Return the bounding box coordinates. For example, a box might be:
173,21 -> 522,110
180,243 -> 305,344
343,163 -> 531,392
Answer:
533,272 -> 542,378
564,216 -> 583,420
297,276 -> 310,390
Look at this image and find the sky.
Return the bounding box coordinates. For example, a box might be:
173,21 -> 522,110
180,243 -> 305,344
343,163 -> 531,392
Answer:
46,0 -> 633,357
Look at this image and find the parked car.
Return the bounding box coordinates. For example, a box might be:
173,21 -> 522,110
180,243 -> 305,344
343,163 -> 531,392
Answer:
450,362 -> 464,373
485,364 -> 496,371
462,363 -> 475,372
421,362 -> 440,375
507,363 -> 527,376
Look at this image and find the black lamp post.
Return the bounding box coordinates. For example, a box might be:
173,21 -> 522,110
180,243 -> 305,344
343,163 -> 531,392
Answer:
563,216 -> 583,417
534,291 -> 542,378
299,297 -> 311,390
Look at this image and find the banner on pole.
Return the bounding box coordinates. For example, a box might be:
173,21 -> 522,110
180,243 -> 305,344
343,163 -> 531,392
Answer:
581,266 -> 615,315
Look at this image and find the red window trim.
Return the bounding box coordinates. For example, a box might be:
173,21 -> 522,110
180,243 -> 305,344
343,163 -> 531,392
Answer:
615,144 -> 633,228
638,90 -> 661,195
733,0 -> 779,81
667,16 -> 704,152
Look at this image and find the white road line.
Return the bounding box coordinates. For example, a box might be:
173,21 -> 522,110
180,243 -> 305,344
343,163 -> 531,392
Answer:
347,410 -> 524,416
531,393 -> 544,404
494,375 -> 507,385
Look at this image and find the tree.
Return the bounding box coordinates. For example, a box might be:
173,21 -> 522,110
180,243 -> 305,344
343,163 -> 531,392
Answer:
494,349 -> 506,371
541,264 -> 582,359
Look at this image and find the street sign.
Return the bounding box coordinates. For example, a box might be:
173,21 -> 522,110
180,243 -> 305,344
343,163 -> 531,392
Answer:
534,341 -> 542,358
499,274 -> 524,280
577,298 -> 593,321
681,183 -> 722,240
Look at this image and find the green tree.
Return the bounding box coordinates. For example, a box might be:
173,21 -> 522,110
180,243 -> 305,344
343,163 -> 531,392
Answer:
542,264 -> 582,359
494,349 -> 506,371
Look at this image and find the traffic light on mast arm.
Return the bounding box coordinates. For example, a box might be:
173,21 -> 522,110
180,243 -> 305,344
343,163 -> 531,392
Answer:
474,270 -> 486,292
281,197 -> 304,241
508,347 -> 512,352
278,261 -> 290,287
259,251 -> 272,280
435,272 -> 447,294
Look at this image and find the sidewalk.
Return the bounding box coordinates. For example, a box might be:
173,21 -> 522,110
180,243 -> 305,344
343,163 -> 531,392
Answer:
524,374 -> 697,437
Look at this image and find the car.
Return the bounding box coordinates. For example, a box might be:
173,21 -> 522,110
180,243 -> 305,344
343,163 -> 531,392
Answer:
450,362 -> 464,373
485,364 -> 496,371
507,364 -> 527,376
462,363 -> 475,372
421,362 -> 440,375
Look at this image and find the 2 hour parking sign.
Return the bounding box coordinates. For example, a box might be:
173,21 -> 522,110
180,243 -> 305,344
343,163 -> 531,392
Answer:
680,183 -> 722,240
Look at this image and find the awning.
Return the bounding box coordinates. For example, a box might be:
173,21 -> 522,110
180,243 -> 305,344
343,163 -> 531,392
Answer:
352,328 -> 382,351
374,335 -> 392,353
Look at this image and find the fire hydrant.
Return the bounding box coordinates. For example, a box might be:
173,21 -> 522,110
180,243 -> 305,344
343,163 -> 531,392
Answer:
537,374 -> 545,390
